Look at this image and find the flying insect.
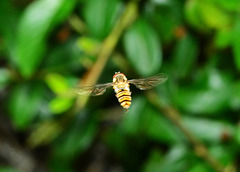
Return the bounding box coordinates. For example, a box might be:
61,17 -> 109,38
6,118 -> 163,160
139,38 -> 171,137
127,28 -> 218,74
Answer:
76,72 -> 168,109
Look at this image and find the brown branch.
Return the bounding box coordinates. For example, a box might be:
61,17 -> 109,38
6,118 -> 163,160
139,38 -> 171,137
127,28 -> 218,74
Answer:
74,1 -> 138,111
146,91 -> 233,172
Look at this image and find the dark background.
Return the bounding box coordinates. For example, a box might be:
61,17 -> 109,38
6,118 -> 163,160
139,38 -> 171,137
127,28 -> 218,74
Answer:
0,0 -> 239,172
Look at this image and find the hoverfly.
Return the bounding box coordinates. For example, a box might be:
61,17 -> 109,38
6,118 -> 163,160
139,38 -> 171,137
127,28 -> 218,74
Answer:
76,72 -> 168,109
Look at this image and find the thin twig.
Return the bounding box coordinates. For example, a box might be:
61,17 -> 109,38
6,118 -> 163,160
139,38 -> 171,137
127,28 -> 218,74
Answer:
74,1 -> 138,111
146,91 -> 232,172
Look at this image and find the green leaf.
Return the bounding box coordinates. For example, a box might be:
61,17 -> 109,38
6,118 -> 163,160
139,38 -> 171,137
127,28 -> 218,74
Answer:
213,0 -> 240,12
232,18 -> 240,70
183,117 -> 235,143
214,28 -> 233,48
188,164 -> 210,172
177,88 -> 229,114
121,96 -> 146,135
121,96 -> 183,143
77,37 -> 101,55
124,18 -> 162,76
44,38 -> 82,72
184,0 -> 207,30
148,2 -> 183,43
198,1 -> 231,29
0,167 -> 19,172
15,0 -> 76,78
175,69 -> 232,114
83,0 -> 122,39
150,12 -> 175,43
229,81 -> 240,110
140,104 -> 183,143
185,1 -> 232,30
0,0 -> 19,59
51,114 -> 97,171
45,73 -> 70,95
143,149 -> 163,172
0,68 -> 11,89
49,97 -> 73,114
172,34 -> 198,77
8,83 -> 45,129
143,145 -> 189,172
209,145 -> 236,166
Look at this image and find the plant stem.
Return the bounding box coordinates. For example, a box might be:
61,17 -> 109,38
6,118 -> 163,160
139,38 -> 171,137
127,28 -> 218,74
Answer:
146,91 -> 231,172
74,1 -> 138,111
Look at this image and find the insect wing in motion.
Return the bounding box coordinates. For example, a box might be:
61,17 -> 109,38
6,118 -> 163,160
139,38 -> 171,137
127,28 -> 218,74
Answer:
128,73 -> 168,90
76,83 -> 113,96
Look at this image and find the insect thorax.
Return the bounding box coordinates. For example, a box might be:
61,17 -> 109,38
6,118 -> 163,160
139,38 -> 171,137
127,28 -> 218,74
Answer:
112,73 -> 130,93
113,83 -> 130,93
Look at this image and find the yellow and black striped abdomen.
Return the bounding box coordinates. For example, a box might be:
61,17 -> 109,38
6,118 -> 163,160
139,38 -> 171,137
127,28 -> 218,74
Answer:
116,89 -> 131,109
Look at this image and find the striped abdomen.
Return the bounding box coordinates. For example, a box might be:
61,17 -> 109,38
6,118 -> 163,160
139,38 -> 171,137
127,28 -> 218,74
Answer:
116,89 -> 131,109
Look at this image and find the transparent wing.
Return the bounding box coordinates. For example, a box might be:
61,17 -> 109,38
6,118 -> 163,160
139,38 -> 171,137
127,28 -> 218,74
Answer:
128,73 -> 168,90
75,83 -> 113,96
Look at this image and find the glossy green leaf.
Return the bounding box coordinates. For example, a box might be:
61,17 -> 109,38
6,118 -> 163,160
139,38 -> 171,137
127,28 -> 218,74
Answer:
150,12 -> 175,43
15,0 -> 76,78
213,0 -> 240,12
229,81 -> 240,110
198,1 -> 231,29
49,97 -> 73,114
172,34 -> 198,77
143,145 -> 189,172
188,164 -> 210,172
214,29 -> 233,48
177,88 -> 229,114
183,117 -> 235,143
140,104 -> 183,143
8,83 -> 45,128
184,0 -> 207,30
124,19 -> 162,76
83,0 -> 122,39
45,73 -> 70,95
176,69 -> 232,114
148,2 -> 183,43
77,37 -> 101,55
185,1 -> 232,30
209,145 -> 235,166
232,18 -> 240,70
44,38 -> 82,72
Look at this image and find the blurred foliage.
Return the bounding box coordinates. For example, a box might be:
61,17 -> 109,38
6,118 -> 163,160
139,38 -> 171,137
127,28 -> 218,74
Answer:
0,0 -> 240,171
